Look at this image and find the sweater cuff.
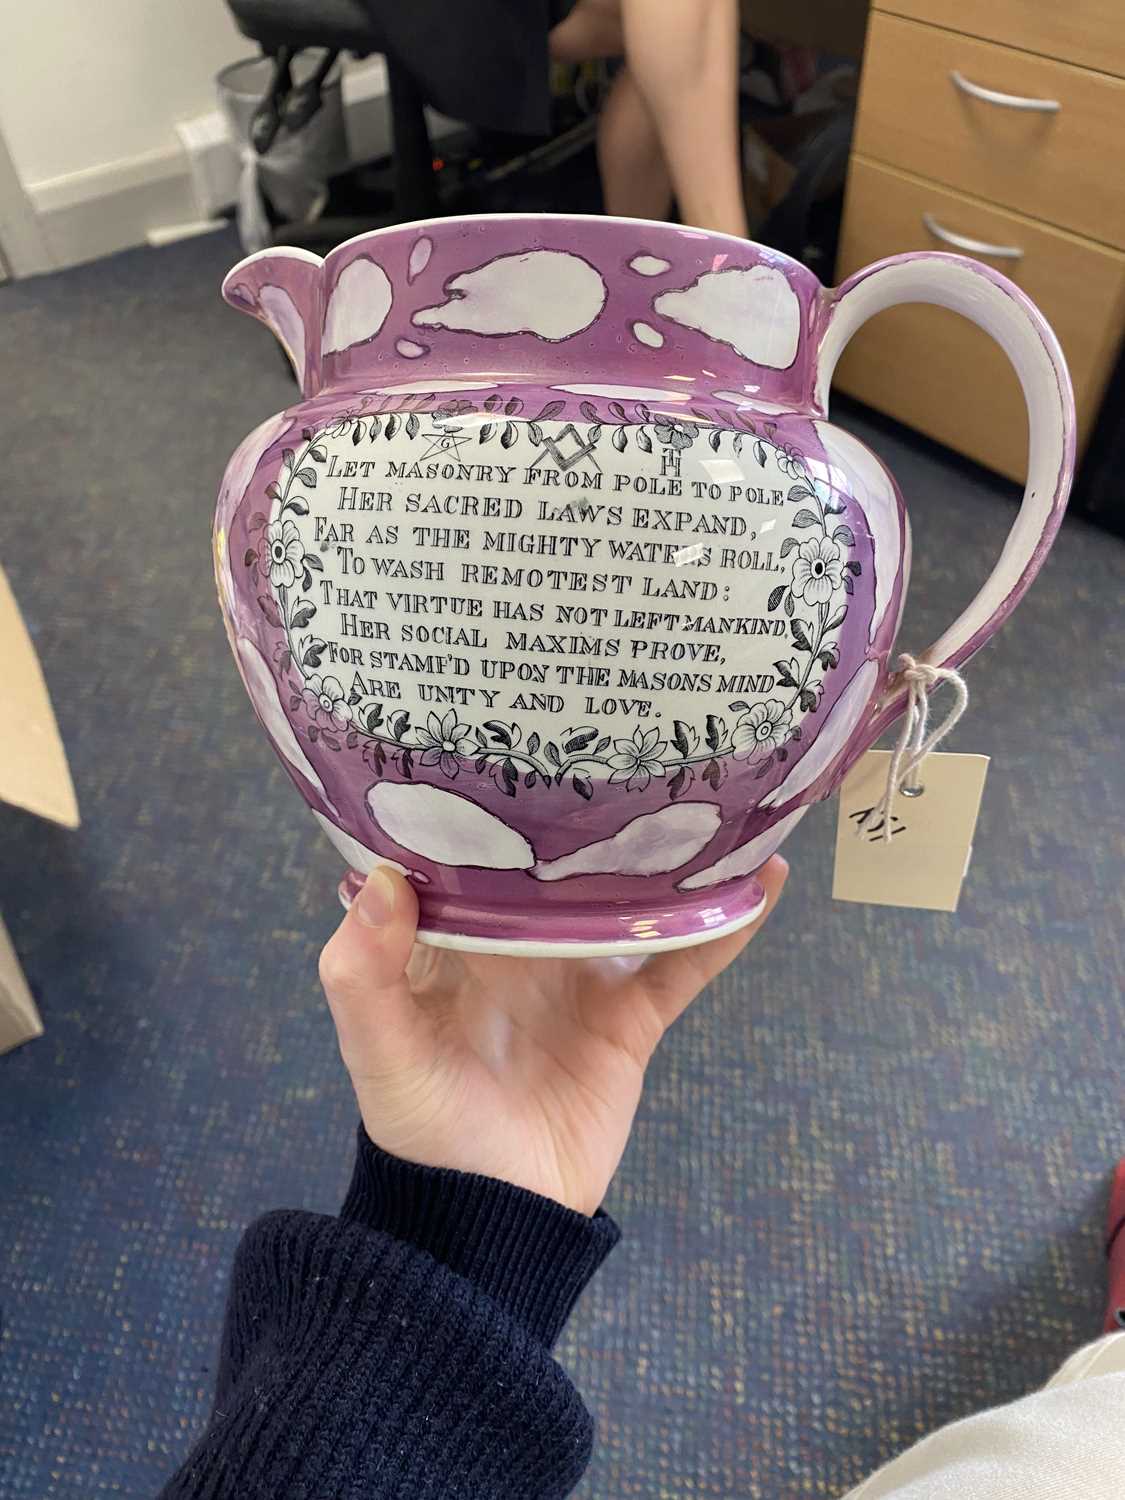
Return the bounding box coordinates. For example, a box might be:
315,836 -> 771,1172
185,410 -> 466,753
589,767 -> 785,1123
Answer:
340,1125 -> 620,1348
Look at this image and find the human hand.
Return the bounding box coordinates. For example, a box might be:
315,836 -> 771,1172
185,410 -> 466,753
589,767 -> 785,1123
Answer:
320,858 -> 788,1215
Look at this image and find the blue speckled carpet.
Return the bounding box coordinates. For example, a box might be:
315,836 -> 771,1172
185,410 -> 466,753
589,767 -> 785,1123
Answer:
1,228 -> 1123,1499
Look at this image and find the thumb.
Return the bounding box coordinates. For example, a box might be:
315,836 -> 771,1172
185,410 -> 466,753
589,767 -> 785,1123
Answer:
318,867 -> 426,1077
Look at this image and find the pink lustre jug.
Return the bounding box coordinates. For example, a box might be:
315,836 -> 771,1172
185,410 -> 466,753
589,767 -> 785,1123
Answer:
214,214 -> 1074,955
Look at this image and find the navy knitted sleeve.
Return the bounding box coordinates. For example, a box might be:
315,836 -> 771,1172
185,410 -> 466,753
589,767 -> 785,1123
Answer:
158,1127 -> 620,1499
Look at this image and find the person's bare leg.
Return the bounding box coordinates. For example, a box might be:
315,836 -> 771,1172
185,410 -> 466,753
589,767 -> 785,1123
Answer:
597,67 -> 673,220
551,0 -> 672,221
621,0 -> 747,237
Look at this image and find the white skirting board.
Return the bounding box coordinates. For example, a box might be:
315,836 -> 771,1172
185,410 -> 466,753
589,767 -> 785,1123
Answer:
29,143 -> 200,273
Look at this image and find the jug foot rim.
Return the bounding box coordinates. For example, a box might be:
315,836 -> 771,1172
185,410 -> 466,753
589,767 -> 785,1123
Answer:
338,869 -> 768,958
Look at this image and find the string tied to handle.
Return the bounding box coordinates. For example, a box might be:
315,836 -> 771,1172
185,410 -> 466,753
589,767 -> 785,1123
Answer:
863,654 -> 969,843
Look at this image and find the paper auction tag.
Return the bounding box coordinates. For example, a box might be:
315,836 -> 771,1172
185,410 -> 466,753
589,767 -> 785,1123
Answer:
833,750 -> 989,912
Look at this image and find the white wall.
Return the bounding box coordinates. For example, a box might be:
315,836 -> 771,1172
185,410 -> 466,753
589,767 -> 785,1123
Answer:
0,3 -> 400,275
0,1 -> 246,189
0,0 -> 257,272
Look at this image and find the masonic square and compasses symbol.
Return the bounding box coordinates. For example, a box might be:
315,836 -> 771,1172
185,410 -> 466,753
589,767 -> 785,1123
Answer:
532,422 -> 601,474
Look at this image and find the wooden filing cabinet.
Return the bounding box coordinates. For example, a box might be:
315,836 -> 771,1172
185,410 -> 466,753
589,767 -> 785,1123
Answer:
834,3 -> 1125,481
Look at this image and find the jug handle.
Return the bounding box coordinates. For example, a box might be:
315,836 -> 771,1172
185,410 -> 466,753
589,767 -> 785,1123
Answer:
815,251 -> 1076,743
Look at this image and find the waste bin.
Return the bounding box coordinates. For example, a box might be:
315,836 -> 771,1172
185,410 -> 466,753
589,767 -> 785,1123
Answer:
217,55 -> 348,254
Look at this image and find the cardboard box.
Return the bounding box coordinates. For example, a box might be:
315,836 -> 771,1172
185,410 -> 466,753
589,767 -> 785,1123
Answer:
0,563 -> 79,1054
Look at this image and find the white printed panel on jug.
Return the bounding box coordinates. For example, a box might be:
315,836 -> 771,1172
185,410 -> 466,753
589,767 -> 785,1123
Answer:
254,411 -> 863,796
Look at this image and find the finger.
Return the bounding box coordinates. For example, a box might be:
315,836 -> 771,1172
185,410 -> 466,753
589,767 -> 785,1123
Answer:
639,855 -> 789,1028
318,867 -> 426,1072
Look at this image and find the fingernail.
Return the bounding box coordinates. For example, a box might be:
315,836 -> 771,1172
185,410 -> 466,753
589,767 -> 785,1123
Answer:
356,867 -> 396,928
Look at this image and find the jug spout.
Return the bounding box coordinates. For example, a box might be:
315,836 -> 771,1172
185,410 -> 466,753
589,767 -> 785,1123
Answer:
222,248 -> 323,398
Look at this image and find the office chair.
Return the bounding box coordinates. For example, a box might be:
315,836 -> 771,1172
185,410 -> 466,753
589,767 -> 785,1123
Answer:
226,0 -> 440,247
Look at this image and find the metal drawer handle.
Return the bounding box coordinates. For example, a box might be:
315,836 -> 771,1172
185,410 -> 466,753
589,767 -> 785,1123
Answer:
922,212 -> 1024,259
951,69 -> 1060,112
